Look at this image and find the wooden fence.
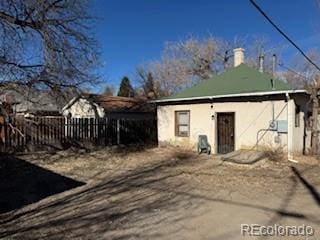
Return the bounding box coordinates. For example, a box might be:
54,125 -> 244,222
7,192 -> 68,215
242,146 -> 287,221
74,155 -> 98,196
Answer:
0,116 -> 157,152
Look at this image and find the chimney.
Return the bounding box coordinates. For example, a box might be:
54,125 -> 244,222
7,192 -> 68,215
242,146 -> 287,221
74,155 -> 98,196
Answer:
233,48 -> 245,67
258,53 -> 264,73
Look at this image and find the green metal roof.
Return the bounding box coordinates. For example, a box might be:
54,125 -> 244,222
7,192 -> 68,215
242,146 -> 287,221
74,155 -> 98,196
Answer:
164,64 -> 292,100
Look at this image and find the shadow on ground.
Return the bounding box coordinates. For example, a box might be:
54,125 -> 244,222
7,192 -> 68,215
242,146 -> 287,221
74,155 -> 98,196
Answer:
0,152 -> 202,239
291,166 -> 320,206
0,150 -> 319,240
0,156 -> 85,214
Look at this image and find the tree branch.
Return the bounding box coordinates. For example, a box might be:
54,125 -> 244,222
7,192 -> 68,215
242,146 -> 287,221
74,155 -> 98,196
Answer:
0,11 -> 43,30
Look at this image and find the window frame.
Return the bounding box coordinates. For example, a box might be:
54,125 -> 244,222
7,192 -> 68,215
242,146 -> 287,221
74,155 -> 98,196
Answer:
175,110 -> 190,137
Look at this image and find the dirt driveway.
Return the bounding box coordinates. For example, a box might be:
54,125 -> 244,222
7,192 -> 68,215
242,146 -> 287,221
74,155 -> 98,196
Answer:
0,146 -> 319,240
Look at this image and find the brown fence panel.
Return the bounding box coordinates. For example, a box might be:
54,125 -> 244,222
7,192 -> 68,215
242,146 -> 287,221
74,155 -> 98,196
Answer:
0,115 -> 157,153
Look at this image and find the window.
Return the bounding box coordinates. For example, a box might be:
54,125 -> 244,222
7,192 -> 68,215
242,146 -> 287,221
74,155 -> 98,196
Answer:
175,111 -> 190,137
295,105 -> 300,127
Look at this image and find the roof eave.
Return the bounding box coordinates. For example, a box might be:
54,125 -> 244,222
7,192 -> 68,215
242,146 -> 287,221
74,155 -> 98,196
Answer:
151,89 -> 307,103
61,96 -> 80,111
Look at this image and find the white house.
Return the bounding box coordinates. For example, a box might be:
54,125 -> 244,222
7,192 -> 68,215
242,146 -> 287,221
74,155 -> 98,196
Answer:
61,95 -> 156,142
62,95 -> 155,119
155,48 -> 312,159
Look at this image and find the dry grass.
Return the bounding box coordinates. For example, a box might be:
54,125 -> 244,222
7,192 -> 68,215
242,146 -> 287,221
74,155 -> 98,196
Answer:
263,147 -> 285,162
0,146 -> 319,239
293,154 -> 320,165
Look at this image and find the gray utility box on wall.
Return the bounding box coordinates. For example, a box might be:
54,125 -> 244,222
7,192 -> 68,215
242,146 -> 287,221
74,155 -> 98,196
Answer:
277,120 -> 288,133
269,120 -> 288,133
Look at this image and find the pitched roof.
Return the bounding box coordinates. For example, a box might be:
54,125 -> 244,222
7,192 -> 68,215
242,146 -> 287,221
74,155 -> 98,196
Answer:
88,95 -> 152,112
64,95 -> 155,113
164,64 -> 293,100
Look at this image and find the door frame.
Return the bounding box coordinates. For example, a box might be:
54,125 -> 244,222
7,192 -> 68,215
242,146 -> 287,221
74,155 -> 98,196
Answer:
215,112 -> 235,154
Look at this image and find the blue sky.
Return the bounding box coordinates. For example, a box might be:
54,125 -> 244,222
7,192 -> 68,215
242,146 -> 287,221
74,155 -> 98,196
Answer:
92,0 -> 320,91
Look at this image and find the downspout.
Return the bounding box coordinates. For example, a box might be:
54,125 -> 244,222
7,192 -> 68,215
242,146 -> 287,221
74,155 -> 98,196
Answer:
210,97 -> 214,153
286,93 -> 290,161
286,93 -> 296,162
271,54 -> 277,123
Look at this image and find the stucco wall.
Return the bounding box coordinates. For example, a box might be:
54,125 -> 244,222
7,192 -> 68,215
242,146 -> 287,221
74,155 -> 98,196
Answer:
291,94 -> 311,155
292,111 -> 304,152
157,100 -> 295,153
63,98 -> 105,118
158,103 -> 214,148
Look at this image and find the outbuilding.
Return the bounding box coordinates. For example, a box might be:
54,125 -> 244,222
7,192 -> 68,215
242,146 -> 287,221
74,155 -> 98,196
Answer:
155,48 -> 311,159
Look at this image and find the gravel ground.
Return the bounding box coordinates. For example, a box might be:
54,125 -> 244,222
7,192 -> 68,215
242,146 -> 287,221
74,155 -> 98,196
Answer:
0,146 -> 319,240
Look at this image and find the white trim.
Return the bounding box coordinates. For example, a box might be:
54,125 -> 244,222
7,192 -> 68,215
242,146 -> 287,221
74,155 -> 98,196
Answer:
152,89 -> 307,103
61,96 -> 105,118
62,96 -> 78,111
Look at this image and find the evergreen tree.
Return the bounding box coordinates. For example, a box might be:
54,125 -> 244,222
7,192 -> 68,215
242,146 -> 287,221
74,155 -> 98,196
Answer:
143,72 -> 156,99
117,76 -> 135,97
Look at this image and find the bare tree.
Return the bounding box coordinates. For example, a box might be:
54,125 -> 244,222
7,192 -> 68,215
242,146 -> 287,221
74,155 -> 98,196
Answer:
308,76 -> 320,155
146,36 -> 226,95
138,35 -> 283,96
0,0 -> 99,97
282,49 -> 320,88
245,36 -> 272,72
136,66 -> 164,99
280,48 -> 320,155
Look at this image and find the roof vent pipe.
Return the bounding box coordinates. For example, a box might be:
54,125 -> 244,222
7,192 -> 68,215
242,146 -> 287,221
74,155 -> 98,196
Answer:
258,53 -> 264,73
272,54 -> 277,76
233,48 -> 245,67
